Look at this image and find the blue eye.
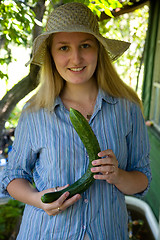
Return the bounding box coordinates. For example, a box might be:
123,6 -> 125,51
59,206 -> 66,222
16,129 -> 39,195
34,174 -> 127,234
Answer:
81,44 -> 90,49
60,46 -> 68,51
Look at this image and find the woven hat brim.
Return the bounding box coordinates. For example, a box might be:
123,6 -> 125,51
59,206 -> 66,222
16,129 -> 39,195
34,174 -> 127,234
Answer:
26,27 -> 130,67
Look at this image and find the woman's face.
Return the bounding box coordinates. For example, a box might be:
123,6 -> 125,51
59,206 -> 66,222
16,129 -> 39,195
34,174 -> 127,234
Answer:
51,32 -> 98,86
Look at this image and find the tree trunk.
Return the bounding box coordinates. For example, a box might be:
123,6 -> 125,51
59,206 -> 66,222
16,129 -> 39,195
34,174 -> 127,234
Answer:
0,0 -> 46,151
0,65 -> 39,150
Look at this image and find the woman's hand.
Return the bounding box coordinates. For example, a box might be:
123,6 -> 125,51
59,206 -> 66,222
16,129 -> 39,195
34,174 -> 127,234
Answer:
7,179 -> 81,216
39,185 -> 81,216
91,149 -> 119,184
91,149 -> 149,195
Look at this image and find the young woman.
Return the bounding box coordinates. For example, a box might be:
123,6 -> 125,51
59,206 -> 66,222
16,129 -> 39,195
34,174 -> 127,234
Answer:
2,2 -> 151,240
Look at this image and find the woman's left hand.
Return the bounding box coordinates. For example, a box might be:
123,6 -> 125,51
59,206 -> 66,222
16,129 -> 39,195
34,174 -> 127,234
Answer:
91,149 -> 119,184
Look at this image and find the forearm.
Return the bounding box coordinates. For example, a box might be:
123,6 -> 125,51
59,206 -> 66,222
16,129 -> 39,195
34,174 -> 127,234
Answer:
7,178 -> 42,209
7,178 -> 82,216
115,169 -> 149,195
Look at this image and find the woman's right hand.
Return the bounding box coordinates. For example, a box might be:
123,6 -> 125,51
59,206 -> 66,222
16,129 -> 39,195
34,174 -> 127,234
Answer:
39,185 -> 81,216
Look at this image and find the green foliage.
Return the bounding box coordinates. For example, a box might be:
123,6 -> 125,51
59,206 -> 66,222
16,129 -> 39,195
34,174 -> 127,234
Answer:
0,0 -> 36,80
5,105 -> 22,129
88,0 -> 122,18
60,0 -> 122,17
0,200 -> 24,239
1,0 -> 35,45
0,71 -> 9,81
99,5 -> 149,96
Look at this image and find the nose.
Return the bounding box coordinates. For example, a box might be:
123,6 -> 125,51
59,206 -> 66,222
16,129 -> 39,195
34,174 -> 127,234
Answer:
71,48 -> 82,65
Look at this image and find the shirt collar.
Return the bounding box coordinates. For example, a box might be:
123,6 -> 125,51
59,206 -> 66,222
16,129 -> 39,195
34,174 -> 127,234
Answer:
52,89 -> 118,111
50,96 -> 62,112
97,89 -> 119,105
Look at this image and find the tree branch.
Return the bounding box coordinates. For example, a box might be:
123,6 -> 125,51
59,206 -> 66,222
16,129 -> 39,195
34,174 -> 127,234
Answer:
99,0 -> 149,21
0,65 -> 39,123
32,0 -> 46,41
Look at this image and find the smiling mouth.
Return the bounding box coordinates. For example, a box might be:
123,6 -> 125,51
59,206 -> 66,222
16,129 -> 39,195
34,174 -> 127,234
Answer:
69,67 -> 86,72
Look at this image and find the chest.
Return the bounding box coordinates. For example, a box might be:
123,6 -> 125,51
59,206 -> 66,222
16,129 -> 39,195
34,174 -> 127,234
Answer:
30,105 -> 131,174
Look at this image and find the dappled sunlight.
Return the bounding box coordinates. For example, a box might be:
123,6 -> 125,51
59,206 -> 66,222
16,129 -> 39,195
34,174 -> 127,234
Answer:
99,5 -> 149,99
0,46 -> 30,99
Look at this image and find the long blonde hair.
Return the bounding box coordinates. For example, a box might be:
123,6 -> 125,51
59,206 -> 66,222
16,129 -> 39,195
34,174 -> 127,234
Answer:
96,43 -> 142,109
27,36 -> 64,111
27,36 -> 142,111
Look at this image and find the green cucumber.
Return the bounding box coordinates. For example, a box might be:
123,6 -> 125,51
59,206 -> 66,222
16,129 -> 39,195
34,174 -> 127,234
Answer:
41,108 -> 101,203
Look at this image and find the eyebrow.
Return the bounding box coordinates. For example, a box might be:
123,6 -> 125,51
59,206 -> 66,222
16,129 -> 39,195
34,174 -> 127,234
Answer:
56,38 -> 95,45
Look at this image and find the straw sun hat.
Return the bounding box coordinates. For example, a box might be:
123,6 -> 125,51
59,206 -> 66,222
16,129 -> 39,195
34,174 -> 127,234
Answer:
26,2 -> 130,67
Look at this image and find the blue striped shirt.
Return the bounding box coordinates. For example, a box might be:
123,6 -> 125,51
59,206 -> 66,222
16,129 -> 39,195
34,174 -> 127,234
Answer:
1,89 -> 151,240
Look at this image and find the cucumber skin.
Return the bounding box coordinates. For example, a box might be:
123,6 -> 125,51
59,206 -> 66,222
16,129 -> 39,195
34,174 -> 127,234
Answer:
41,108 -> 101,203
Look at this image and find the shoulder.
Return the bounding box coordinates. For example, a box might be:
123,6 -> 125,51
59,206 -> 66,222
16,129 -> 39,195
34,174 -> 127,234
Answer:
101,90 -> 144,124
17,104 -> 53,133
100,89 -> 140,108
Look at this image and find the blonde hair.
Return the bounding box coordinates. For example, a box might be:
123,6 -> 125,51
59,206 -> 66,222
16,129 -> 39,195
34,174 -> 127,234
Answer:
27,36 -> 64,111
27,36 -> 142,111
96,43 -> 142,109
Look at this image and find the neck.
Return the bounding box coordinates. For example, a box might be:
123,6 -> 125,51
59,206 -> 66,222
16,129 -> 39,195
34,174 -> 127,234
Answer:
60,80 -> 98,121
61,80 -> 98,103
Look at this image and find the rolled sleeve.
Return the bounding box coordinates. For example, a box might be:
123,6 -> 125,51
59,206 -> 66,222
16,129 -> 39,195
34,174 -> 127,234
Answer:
1,110 -> 37,197
1,169 -> 33,197
126,104 -> 152,197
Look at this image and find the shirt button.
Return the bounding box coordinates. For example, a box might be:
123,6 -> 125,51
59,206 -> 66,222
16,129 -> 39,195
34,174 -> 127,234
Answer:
83,225 -> 86,230
84,199 -> 88,203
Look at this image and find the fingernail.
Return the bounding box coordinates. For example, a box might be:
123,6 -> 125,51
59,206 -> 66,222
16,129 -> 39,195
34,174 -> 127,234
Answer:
92,160 -> 96,165
65,192 -> 69,197
76,194 -> 81,200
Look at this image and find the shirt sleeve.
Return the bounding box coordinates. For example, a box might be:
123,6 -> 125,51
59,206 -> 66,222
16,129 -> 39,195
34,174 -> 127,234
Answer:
1,110 -> 37,197
126,103 -> 152,197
